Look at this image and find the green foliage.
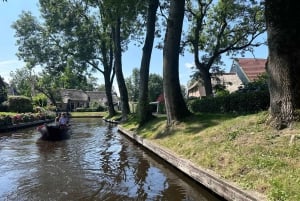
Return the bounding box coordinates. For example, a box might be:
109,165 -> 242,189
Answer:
0,101 -> 8,112
44,105 -> 56,112
0,76 -> 7,103
0,115 -> 12,127
32,93 -> 48,107
214,84 -> 230,97
148,73 -> 163,101
9,67 -> 34,97
126,69 -> 164,102
269,179 -> 289,201
75,107 -> 104,112
186,0 -> 266,96
125,68 -> 140,101
188,90 -> 269,114
189,75 -> 269,114
0,110 -> 56,127
90,101 -> 105,112
238,73 -> 269,93
8,96 -> 33,113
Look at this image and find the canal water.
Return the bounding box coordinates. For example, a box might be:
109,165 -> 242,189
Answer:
0,118 -> 224,201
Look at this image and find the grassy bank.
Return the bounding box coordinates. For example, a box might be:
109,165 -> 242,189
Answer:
121,112 -> 300,201
70,112 -> 105,117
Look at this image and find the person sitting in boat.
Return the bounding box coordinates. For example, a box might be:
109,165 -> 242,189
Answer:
58,112 -> 69,128
55,113 -> 61,125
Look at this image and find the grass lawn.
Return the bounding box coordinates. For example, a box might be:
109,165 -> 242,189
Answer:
121,112 -> 300,201
70,111 -> 106,117
0,112 -> 18,116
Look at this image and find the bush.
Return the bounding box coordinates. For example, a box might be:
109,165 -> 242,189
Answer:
188,90 -> 269,114
0,101 -> 8,112
90,102 -> 105,112
75,107 -> 97,112
0,115 -> 12,127
32,93 -> 48,107
8,96 -> 33,113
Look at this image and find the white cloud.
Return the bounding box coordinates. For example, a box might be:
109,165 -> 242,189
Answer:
0,59 -> 24,68
184,62 -> 195,69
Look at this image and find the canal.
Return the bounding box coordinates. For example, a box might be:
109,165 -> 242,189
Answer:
0,118 -> 224,201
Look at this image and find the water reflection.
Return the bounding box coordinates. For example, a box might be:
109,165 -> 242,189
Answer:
0,118 -> 224,201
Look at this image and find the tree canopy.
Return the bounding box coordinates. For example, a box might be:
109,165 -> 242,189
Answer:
185,0 -> 266,96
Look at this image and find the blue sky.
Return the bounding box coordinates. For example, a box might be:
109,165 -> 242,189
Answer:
0,0 -> 268,87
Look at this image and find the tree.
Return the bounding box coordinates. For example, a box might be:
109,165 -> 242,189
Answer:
32,93 -> 48,107
39,0 -> 118,117
80,0 -> 145,119
13,2 -> 117,116
148,73 -> 163,102
186,0 -> 266,96
138,0 -> 159,125
126,68 -> 140,102
9,67 -> 33,97
265,0 -> 300,129
0,76 -> 7,103
106,0 -> 145,120
126,71 -> 164,103
163,0 -> 191,126
35,69 -> 61,106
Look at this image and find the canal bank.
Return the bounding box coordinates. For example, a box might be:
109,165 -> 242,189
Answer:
0,119 -> 54,132
117,125 -> 266,201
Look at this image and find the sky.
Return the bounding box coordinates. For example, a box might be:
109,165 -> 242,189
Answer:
0,0 -> 268,88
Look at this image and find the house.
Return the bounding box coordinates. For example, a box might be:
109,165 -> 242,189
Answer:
211,73 -> 243,93
86,91 -> 119,107
187,81 -> 206,98
58,89 -> 89,111
187,58 -> 267,98
230,58 -> 267,84
57,89 -> 119,111
86,91 -> 107,105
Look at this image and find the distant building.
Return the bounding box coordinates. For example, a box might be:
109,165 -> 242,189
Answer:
187,81 -> 206,98
57,89 -> 119,111
187,58 -> 267,98
230,58 -> 267,84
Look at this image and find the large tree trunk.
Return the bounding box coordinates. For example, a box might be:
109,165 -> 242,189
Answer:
112,18 -> 130,120
195,62 -> 213,96
104,71 -> 116,117
100,37 -> 116,118
138,0 -> 159,126
163,0 -> 191,126
265,0 -> 300,129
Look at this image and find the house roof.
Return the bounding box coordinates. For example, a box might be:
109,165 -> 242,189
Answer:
60,89 -> 89,103
188,81 -> 200,90
86,91 -> 106,101
235,58 -> 267,81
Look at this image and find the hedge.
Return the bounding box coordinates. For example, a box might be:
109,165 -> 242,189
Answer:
8,96 -> 33,113
187,90 -> 269,114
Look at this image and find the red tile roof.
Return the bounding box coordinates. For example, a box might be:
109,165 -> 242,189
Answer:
236,58 -> 267,81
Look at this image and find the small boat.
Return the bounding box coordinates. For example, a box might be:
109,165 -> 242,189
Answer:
37,124 -> 70,141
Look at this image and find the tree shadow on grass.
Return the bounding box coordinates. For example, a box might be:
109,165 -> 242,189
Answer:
154,113 -> 239,139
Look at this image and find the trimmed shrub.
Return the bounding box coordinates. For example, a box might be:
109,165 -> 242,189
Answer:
188,90 -> 269,114
0,101 -> 8,112
75,107 -> 97,112
8,96 -> 33,113
0,115 -> 12,127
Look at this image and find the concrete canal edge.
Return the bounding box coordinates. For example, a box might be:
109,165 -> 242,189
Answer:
117,126 -> 266,201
